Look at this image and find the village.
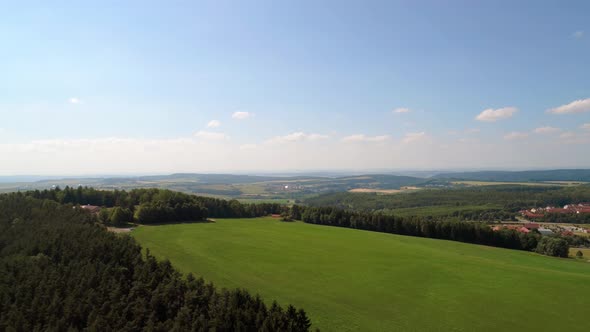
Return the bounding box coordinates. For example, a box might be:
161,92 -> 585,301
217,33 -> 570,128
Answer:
520,203 -> 590,218
492,222 -> 588,236
489,203 -> 590,236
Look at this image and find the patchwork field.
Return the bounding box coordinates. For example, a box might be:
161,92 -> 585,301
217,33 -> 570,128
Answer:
132,218 -> 590,332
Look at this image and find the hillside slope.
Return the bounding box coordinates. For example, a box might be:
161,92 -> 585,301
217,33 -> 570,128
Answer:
133,218 -> 590,332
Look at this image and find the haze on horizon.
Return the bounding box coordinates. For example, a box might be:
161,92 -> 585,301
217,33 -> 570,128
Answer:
1,1 -> 590,175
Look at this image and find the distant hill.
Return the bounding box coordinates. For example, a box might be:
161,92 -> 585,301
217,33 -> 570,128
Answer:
0,173 -> 425,198
433,169 -> 590,182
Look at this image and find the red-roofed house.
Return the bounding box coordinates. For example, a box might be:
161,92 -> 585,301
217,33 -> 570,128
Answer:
523,211 -> 544,218
518,227 -> 530,233
546,208 -> 571,214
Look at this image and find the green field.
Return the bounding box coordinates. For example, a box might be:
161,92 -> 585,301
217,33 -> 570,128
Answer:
132,218 -> 590,332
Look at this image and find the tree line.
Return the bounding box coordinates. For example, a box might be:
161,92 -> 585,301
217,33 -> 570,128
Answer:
25,187 -> 285,225
295,206 -> 571,257
0,193 -> 313,331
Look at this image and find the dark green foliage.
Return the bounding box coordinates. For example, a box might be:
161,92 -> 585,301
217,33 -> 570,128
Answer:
535,237 -> 569,258
109,206 -> 134,226
298,206 -> 572,257
25,187 -> 284,224
291,205 -> 302,220
0,193 -> 312,331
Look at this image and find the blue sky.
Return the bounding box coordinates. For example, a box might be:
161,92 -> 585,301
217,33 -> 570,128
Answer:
1,1 -> 589,174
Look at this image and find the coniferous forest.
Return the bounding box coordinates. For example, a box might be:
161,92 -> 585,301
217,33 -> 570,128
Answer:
0,193 -> 312,331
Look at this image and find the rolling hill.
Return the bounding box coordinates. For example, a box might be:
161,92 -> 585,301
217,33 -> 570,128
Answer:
433,169 -> 590,182
132,217 -> 590,332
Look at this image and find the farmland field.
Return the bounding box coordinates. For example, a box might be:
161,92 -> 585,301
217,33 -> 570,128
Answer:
132,218 -> 590,332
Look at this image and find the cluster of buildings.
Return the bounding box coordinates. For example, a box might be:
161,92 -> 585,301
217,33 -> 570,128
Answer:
492,222 -> 589,236
520,203 -> 590,218
492,223 -> 552,235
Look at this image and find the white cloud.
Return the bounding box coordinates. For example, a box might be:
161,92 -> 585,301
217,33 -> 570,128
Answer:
2,134 -> 590,175
475,107 -> 518,122
504,132 -> 529,140
581,123 -> 590,130
239,144 -> 258,150
341,134 -> 390,143
547,98 -> 590,114
534,126 -> 561,134
266,132 -> 329,144
573,30 -> 584,39
207,120 -> 221,128
68,97 -> 82,104
392,107 -> 412,114
232,111 -> 252,120
402,132 -> 426,144
194,131 -> 228,140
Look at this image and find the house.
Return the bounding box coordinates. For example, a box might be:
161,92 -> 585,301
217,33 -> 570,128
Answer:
518,227 -> 530,234
80,204 -> 101,214
546,208 -> 570,214
538,228 -> 554,236
523,211 -> 544,218
523,223 -> 540,230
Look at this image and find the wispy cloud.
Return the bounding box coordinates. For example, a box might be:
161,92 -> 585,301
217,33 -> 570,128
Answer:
207,120 -> 221,128
560,131 -> 590,144
341,134 -> 390,143
534,126 -> 561,134
560,132 -> 576,139
68,97 -> 82,104
504,132 -> 528,140
266,132 -> 329,144
547,98 -> 590,114
465,128 -> 481,134
573,30 -> 584,39
582,123 -> 590,130
475,107 -> 518,122
194,131 -> 228,140
232,111 -> 252,120
392,107 -> 412,114
402,132 -> 426,144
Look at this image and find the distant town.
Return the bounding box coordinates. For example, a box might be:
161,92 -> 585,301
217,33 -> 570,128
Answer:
489,203 -> 590,236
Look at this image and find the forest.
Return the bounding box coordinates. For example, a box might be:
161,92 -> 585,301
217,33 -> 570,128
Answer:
25,186 -> 285,225
305,185 -> 590,222
0,192 -> 312,331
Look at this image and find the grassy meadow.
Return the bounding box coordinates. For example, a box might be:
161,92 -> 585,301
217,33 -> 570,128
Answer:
132,218 -> 590,332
